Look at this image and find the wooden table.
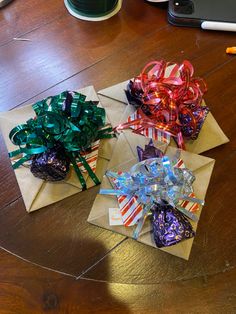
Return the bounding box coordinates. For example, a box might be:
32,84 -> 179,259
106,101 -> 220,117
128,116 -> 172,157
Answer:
0,1 -> 236,313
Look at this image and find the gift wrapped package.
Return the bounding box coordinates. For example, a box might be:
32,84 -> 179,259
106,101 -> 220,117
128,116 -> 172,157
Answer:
97,60 -> 229,154
0,86 -> 116,212
88,132 -> 215,260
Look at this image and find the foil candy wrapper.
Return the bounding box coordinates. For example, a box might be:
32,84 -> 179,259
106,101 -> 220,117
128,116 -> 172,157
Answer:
137,139 -> 163,161
31,146 -> 70,181
151,202 -> 195,248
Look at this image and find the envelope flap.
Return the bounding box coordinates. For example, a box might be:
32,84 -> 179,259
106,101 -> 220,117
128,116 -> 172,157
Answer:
88,132 -> 215,260
107,130 -> 215,172
88,195 -> 134,238
166,146 -> 215,172
183,112 -> 229,154
98,80 -> 129,104
192,160 -> 215,200
14,167 -> 45,211
0,108 -> 35,152
78,85 -> 99,102
0,86 -> 115,212
97,136 -> 117,161
0,103 -> 34,123
88,174 -> 121,220
97,95 -> 128,128
29,179 -> 83,212
98,81 -> 133,128
167,146 -> 215,201
123,130 -> 168,157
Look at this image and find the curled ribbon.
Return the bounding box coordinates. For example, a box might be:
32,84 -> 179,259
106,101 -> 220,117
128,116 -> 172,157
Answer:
100,156 -> 204,245
115,60 -> 209,149
9,91 -> 115,190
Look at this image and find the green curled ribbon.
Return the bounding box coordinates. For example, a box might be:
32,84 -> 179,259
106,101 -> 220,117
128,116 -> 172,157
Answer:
9,90 -> 115,190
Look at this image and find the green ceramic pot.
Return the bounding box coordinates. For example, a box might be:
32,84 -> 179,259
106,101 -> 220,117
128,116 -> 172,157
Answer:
65,0 -> 119,18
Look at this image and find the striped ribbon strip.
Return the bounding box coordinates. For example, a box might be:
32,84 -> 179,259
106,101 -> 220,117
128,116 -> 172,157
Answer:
127,110 -> 171,144
115,158 -> 199,227
77,140 -> 100,173
117,194 -> 143,226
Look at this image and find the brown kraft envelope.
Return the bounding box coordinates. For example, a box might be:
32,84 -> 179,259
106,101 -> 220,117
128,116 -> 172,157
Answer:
0,86 -> 117,213
88,131 -> 215,260
97,80 -> 229,154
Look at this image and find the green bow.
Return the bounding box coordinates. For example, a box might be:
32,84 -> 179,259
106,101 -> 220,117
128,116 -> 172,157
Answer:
9,91 -> 115,190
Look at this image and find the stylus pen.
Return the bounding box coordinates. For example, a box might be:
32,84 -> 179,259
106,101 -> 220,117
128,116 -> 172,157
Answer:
201,21 -> 236,32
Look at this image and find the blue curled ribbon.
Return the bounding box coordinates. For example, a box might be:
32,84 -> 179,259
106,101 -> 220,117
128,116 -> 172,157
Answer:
100,156 -> 204,239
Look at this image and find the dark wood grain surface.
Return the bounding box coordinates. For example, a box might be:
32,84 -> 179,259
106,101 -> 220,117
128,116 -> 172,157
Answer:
0,0 -> 235,313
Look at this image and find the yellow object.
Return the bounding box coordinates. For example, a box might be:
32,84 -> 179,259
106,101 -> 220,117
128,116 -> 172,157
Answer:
226,47 -> 236,54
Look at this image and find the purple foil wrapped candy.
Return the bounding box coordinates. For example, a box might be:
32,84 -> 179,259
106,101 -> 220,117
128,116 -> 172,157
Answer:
137,140 -> 163,161
31,146 -> 70,181
125,80 -> 143,109
151,202 -> 195,248
179,106 -> 209,140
